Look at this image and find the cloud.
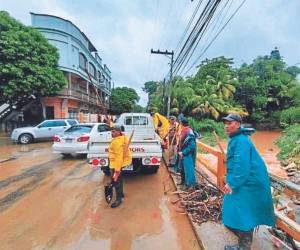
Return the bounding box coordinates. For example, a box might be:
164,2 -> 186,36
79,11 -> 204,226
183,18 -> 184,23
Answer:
1,0 -> 299,106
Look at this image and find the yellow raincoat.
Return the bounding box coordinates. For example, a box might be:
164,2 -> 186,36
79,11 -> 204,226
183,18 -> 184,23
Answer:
108,135 -> 132,171
152,112 -> 170,139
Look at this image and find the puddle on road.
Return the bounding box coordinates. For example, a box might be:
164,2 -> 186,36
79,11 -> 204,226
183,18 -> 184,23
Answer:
131,197 -> 179,250
69,167 -> 200,250
0,138 -> 200,250
0,137 -> 52,163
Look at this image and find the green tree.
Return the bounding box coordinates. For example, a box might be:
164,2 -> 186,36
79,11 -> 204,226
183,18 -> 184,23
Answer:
171,57 -> 243,119
0,11 -> 66,102
235,49 -> 300,124
147,57 -> 245,119
142,81 -> 158,96
147,81 -> 166,112
132,104 -> 145,113
110,87 -> 140,114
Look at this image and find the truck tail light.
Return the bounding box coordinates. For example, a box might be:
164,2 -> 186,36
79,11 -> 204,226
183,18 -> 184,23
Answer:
99,158 -> 106,166
144,158 -> 151,165
92,158 -> 99,166
77,135 -> 90,142
53,136 -> 61,142
151,157 -> 158,164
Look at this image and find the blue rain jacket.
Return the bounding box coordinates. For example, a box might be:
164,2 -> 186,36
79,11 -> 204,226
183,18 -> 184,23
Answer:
181,130 -> 197,187
222,127 -> 275,231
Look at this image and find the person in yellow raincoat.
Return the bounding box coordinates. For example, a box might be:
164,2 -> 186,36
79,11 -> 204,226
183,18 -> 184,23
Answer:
150,111 -> 170,140
108,125 -> 132,208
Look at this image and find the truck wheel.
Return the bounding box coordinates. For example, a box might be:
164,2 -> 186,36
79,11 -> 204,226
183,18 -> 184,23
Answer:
102,167 -> 111,176
145,165 -> 159,174
19,133 -> 33,144
151,165 -> 159,174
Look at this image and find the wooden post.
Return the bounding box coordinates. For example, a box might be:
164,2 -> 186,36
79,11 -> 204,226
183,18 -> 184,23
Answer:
217,152 -> 226,189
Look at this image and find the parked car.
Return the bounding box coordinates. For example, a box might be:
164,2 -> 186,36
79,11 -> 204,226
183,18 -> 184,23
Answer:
11,119 -> 78,144
52,123 -> 110,157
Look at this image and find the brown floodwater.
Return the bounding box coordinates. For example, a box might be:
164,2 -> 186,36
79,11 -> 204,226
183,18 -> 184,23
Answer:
250,130 -> 287,178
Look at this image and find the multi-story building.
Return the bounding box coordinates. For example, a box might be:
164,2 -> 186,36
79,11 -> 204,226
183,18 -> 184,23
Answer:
31,13 -> 112,121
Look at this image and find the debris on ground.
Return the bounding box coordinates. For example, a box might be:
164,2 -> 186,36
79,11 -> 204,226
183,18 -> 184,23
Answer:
268,227 -> 300,250
171,170 -> 223,225
281,159 -> 300,185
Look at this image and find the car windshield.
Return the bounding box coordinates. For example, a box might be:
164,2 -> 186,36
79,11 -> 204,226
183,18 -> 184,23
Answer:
67,119 -> 78,126
65,125 -> 93,133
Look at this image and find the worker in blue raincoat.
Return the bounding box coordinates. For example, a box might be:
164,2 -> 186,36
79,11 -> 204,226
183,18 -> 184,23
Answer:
221,114 -> 275,250
178,117 -> 196,190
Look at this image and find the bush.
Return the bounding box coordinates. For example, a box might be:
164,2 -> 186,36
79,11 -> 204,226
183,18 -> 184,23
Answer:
249,111 -> 266,123
276,124 -> 300,160
188,118 -> 226,145
280,107 -> 300,127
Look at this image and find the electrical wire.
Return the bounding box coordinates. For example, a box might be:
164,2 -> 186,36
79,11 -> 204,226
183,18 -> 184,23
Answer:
177,0 -> 233,75
183,0 -> 246,76
172,0 -> 221,75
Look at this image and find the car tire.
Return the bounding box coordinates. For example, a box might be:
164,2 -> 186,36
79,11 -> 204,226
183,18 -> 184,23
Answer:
18,133 -> 33,144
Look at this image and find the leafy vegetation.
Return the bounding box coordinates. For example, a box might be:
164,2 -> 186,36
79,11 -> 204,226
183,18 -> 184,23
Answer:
144,49 -> 300,128
109,87 -> 140,115
276,124 -> 300,161
0,11 -> 66,102
280,107 -> 300,127
188,118 -> 226,145
144,49 -> 300,162
235,48 -> 300,125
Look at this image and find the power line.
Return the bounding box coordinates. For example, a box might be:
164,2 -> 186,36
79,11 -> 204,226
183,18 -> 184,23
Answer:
183,0 -> 247,76
176,0 -> 223,75
172,0 -> 222,75
176,0 -> 233,75
174,0 -> 204,53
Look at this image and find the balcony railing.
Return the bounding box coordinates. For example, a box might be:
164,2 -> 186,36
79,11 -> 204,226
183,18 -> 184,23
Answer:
60,88 -> 108,107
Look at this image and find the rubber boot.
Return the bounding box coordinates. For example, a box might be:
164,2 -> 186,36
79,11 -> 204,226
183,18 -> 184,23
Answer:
224,227 -> 240,250
224,245 -> 239,250
111,183 -> 123,208
238,231 -> 253,250
180,162 -> 185,185
119,177 -> 124,198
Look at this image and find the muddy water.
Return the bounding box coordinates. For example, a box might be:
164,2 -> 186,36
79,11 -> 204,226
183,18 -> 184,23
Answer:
250,130 -> 287,178
0,139 -> 200,250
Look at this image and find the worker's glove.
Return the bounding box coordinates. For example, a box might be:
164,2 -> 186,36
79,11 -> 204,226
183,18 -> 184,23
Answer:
178,152 -> 183,160
223,184 -> 232,194
113,171 -> 121,182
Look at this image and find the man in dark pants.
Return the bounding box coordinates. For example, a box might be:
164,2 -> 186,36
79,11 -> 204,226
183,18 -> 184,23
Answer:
108,125 -> 132,208
222,114 -> 275,250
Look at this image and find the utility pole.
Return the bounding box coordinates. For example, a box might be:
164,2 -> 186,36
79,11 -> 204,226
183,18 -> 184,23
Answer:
150,49 -> 174,117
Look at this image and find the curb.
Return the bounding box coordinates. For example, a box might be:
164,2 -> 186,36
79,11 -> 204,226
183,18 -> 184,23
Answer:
162,153 -> 205,249
166,166 -> 205,249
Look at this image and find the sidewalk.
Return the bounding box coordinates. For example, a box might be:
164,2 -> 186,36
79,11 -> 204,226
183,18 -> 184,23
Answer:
164,156 -> 280,250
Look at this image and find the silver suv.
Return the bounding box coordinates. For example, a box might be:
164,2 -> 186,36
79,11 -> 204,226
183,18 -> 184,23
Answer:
11,119 -> 78,144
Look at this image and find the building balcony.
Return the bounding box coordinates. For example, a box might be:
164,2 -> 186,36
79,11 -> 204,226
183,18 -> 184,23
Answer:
59,88 -> 108,108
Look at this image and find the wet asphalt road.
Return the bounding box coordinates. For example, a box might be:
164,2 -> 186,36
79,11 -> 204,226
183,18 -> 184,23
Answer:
0,138 -> 200,250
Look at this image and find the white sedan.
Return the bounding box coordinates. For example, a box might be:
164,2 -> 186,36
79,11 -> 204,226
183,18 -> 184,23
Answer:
52,123 -> 111,157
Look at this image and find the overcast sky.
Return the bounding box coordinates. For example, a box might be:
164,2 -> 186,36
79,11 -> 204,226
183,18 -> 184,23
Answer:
1,0 -> 299,106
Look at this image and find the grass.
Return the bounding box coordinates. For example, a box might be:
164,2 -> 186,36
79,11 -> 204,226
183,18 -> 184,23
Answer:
188,118 -> 227,146
276,124 -> 300,161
